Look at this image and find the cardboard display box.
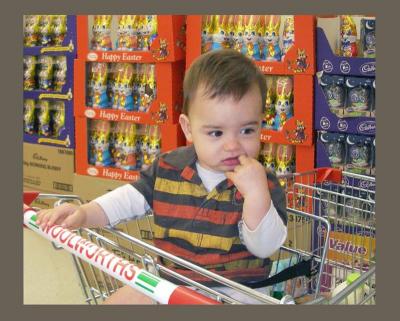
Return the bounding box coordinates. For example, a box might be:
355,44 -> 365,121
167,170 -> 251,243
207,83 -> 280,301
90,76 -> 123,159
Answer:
314,77 -> 375,136
77,15 -> 186,63
72,173 -> 154,244
260,75 -> 314,146
316,25 -> 375,77
186,15 -> 316,75
24,15 -> 77,56
23,95 -> 75,148
72,173 -> 126,203
24,50 -> 76,148
74,117 -> 185,182
23,53 -> 75,97
74,59 -> 185,125
283,211 -> 312,255
291,144 -> 315,174
316,132 -> 376,180
23,186 -> 77,210
23,142 -> 75,193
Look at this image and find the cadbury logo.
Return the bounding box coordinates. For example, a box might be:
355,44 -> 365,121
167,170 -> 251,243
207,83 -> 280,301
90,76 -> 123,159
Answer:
337,119 -> 348,131
340,61 -> 351,74
320,117 -> 331,130
358,121 -> 376,133
33,153 -> 48,162
360,62 -> 376,74
322,60 -> 333,73
359,180 -> 376,189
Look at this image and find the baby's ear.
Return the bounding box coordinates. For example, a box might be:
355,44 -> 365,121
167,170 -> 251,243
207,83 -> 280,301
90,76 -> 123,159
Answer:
178,114 -> 192,143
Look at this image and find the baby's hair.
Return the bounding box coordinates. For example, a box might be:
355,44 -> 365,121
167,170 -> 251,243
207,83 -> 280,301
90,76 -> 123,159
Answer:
182,49 -> 266,115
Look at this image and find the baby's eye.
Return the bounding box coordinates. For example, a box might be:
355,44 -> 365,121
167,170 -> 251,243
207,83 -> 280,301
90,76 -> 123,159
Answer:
251,31 -> 255,36
220,30 -> 225,35
208,130 -> 223,137
241,127 -> 255,135
272,32 -> 276,37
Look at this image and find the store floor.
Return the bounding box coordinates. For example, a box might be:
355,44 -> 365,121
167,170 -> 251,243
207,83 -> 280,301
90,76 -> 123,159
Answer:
24,228 -> 86,304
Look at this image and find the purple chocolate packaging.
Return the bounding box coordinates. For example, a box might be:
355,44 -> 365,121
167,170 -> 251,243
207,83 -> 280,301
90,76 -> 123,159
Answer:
23,54 -> 74,95
319,74 -> 345,117
317,27 -> 375,77
318,131 -> 346,169
314,76 -> 376,136
23,15 -> 77,56
360,18 -> 376,58
345,134 -> 373,176
316,131 -> 376,183
344,77 -> 373,118
371,79 -> 376,117
371,137 -> 376,176
23,95 -> 74,148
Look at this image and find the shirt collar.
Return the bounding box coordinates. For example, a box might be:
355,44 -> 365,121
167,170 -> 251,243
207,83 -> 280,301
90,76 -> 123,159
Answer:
162,145 -> 201,184
161,145 -> 197,170
161,145 -> 235,189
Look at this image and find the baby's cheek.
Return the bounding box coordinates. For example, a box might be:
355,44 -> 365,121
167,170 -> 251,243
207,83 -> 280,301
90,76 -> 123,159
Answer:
248,144 -> 261,159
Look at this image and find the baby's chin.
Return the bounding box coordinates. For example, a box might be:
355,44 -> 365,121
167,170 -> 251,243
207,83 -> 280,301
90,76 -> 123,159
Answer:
214,162 -> 239,173
199,162 -> 227,173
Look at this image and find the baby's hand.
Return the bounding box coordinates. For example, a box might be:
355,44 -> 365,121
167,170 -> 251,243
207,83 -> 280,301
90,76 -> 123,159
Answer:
36,203 -> 86,230
226,155 -> 272,230
225,155 -> 269,199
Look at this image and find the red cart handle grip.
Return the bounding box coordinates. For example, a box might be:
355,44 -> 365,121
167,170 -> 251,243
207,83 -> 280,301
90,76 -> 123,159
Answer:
315,168 -> 342,184
23,191 -> 40,206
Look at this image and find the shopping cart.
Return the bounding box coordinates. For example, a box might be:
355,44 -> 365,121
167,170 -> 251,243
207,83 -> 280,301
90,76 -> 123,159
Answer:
279,168 -> 376,304
23,168 -> 376,305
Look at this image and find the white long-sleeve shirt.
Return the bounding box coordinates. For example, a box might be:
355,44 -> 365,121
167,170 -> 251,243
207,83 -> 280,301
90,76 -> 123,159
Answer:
94,162 -> 287,259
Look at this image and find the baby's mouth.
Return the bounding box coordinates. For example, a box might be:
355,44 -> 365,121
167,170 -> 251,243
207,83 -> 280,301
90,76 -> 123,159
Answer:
221,157 -> 240,166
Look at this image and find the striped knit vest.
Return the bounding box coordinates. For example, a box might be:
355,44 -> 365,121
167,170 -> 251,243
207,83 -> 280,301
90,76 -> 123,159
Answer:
151,157 -> 272,286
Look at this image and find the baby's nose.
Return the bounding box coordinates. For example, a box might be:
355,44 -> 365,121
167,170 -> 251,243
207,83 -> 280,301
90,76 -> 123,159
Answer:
223,137 -> 241,152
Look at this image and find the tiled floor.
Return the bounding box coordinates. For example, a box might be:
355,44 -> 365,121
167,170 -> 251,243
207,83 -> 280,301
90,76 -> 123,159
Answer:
24,228 -> 86,304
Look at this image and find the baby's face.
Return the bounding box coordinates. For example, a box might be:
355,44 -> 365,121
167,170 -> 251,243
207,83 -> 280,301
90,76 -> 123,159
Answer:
180,83 -> 263,173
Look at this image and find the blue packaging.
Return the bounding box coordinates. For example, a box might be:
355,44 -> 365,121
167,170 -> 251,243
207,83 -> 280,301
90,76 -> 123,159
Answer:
344,77 -> 373,117
345,134 -> 373,175
319,131 -> 346,169
360,18 -> 376,58
320,74 -> 346,117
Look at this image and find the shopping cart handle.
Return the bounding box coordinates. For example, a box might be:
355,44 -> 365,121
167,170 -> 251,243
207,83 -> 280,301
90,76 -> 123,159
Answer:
23,191 -> 40,206
168,286 -> 223,305
23,207 -> 222,305
315,168 -> 342,184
